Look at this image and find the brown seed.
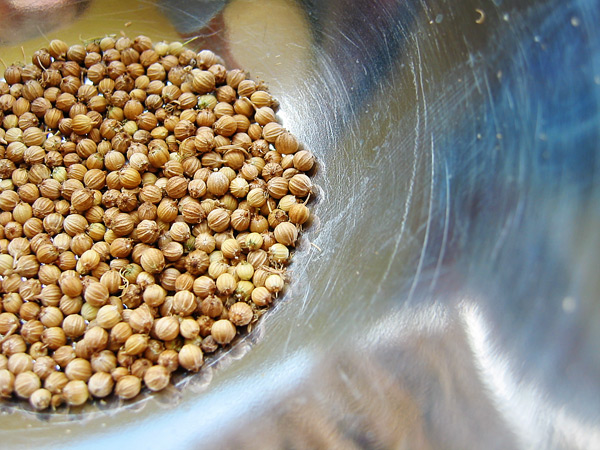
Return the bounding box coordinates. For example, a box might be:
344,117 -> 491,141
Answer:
274,222 -> 298,246
0,369 -> 15,398
43,371 -> 68,395
115,375 -> 141,400
63,380 -> 89,406
29,388 -> 52,411
164,175 -> 188,198
216,273 -> 237,296
152,316 -> 180,341
178,344 -> 203,372
88,371 -> 114,398
21,320 -> 44,344
251,286 -> 272,306
288,203 -> 310,225
206,171 -> 230,196
110,237 -> 133,258
84,326 -> 109,353
33,356 -> 57,380
179,317 -> 200,340
110,322 -> 133,346
72,114 -> 93,135
119,167 -> 142,189
143,364 -> 170,392
140,247 -> 165,274
288,174 -> 312,197
275,131 -> 299,155
51,346 -> 76,370
207,208 -> 230,233
172,290 -> 197,316
124,333 -> 149,356
84,281 -> 109,307
62,314 -> 86,338
128,305 -> 153,334
14,371 -> 41,399
41,326 -> 66,350
65,358 -> 93,382
211,319 -> 236,345
59,275 -> 83,297
7,353 -> 34,375
200,295 -> 223,318
229,302 -> 253,326
96,304 -> 121,329
143,284 -> 167,308
111,213 -> 135,236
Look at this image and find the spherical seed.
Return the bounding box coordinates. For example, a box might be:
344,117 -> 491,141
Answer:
143,365 -> 170,392
124,334 -> 149,356
288,203 -> 310,225
14,371 -> 41,399
7,353 -> 34,375
251,286 -> 272,306
274,222 -> 298,246
288,173 -> 312,197
265,273 -> 285,293
0,369 -> 15,398
44,371 -> 68,395
96,304 -> 121,329
84,326 -> 109,353
178,344 -> 203,372
268,243 -> 290,264
211,319 -> 236,345
128,306 -> 154,334
33,356 -> 57,380
191,70 -> 215,94
157,349 -> 179,373
115,375 -> 141,400
84,281 -> 109,307
87,372 -> 114,398
72,114 -> 93,135
170,291 -> 195,317
207,208 -> 230,232
41,326 -> 67,350
275,131 -> 299,155
111,213 -> 135,236
110,322 -> 133,345
71,188 -> 95,212
142,284 -> 167,308
29,388 -> 52,411
62,314 -> 86,338
63,380 -> 88,406
229,302 -> 253,327
216,273 -> 237,296
140,247 -> 165,273
65,358 -> 93,382
199,295 -> 223,318
247,188 -> 267,208
206,171 -> 229,196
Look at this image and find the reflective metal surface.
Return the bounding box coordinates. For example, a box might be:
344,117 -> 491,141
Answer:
1,0 -> 600,448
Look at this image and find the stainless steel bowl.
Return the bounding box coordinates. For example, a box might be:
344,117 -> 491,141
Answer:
1,0 -> 599,448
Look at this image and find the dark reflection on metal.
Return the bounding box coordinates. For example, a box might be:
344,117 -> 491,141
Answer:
0,0 -> 90,45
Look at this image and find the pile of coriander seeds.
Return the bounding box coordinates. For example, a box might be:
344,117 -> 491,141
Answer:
0,35 -> 314,411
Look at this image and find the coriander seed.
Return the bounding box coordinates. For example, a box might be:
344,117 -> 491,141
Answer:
87,372 -> 114,398
211,319 -> 236,345
115,375 -> 141,400
143,364 -> 170,392
62,380 -> 89,406
178,344 -> 203,372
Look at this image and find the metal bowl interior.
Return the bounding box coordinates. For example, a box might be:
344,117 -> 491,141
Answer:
1,0 -> 599,448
